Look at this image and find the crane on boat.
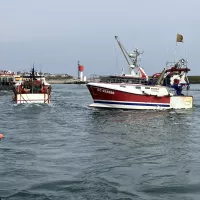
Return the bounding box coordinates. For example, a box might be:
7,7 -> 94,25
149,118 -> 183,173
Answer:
114,36 -> 148,79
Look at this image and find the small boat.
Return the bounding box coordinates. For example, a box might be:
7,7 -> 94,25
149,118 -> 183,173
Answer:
12,68 -> 52,104
86,36 -> 193,110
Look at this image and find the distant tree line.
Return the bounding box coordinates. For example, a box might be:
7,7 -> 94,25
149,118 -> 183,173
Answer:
188,76 -> 200,84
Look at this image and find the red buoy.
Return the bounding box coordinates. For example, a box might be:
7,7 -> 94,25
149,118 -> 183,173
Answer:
0,134 -> 4,140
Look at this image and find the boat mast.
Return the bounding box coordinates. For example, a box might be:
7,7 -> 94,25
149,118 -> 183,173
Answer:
31,63 -> 35,93
115,36 -> 143,76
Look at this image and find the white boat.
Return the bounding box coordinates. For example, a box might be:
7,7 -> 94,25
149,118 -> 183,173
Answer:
86,36 -> 193,110
12,68 -> 52,104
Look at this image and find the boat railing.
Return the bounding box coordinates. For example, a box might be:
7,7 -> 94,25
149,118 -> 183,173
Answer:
100,76 -> 159,85
166,59 -> 188,69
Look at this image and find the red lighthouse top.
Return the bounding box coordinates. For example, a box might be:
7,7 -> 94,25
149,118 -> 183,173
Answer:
78,65 -> 84,72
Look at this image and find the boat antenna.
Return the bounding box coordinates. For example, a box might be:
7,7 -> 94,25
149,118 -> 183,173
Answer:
175,33 -> 184,62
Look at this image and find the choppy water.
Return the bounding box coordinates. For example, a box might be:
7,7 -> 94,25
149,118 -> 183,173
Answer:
0,84 -> 200,200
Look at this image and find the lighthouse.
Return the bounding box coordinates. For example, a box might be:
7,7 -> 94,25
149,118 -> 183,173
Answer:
78,61 -> 84,81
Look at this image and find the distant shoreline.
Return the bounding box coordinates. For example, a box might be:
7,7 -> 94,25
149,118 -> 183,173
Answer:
46,79 -> 88,84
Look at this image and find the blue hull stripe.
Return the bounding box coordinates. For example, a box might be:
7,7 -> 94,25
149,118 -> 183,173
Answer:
94,100 -> 170,107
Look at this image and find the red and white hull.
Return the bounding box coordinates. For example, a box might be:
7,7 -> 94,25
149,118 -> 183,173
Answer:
87,82 -> 193,110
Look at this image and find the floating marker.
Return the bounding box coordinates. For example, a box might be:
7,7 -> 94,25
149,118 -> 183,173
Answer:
0,134 -> 4,140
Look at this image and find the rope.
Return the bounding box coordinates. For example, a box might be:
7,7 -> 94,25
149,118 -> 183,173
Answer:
19,93 -> 29,103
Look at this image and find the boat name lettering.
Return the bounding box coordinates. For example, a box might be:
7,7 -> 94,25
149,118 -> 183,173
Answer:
97,88 -> 114,94
151,88 -> 159,91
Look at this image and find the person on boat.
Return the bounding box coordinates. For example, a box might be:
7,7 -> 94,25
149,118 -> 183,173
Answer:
48,85 -> 52,95
163,74 -> 171,86
172,79 -> 183,96
17,84 -> 23,93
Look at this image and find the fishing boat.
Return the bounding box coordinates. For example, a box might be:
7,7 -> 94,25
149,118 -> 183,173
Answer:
12,68 -> 52,104
86,36 -> 193,110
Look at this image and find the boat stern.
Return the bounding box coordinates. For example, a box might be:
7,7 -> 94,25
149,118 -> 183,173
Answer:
170,96 -> 193,109
15,93 -> 50,104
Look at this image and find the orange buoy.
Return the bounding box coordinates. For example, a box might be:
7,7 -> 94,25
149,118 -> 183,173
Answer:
0,134 -> 4,140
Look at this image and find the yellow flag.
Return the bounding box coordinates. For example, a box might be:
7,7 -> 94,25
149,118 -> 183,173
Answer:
176,34 -> 184,43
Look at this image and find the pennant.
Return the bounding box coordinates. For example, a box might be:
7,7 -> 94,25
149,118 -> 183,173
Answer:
176,34 -> 184,43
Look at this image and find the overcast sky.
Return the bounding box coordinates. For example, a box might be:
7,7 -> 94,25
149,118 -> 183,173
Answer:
0,0 -> 199,77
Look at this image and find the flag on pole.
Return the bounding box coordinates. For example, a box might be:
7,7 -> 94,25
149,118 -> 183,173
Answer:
176,34 -> 184,43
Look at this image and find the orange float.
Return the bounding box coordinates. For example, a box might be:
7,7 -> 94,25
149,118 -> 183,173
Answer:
0,134 -> 3,140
